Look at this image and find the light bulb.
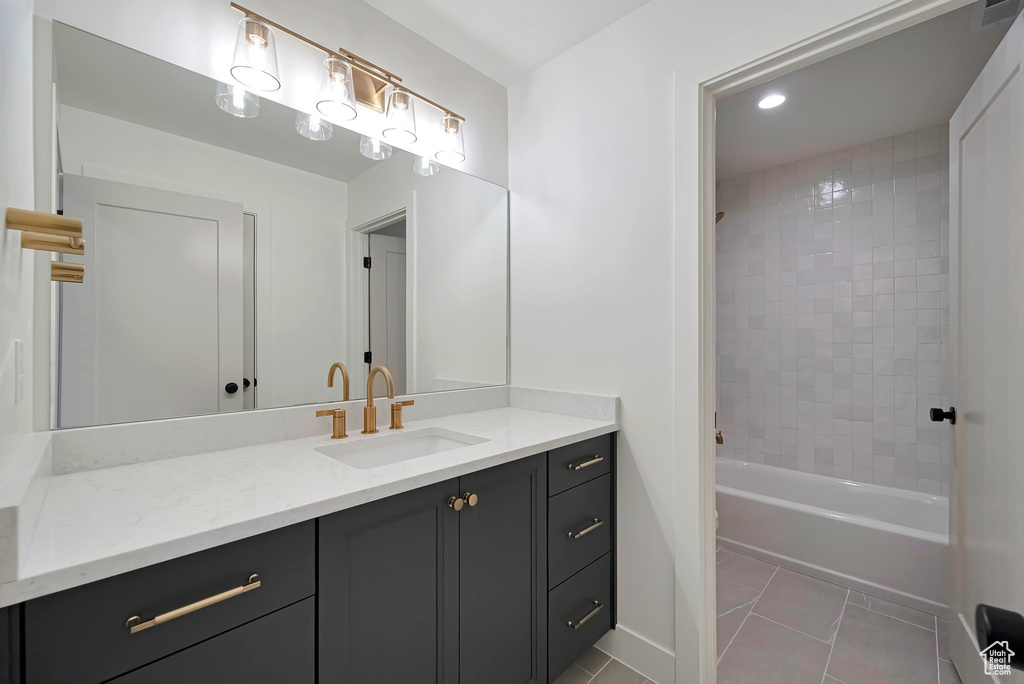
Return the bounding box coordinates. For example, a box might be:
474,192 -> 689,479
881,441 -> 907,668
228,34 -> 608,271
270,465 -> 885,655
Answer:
360,135 -> 393,160
412,155 -> 440,176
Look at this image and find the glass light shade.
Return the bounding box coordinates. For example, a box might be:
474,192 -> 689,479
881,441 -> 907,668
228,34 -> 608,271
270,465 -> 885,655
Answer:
382,88 -> 417,144
359,135 -> 393,161
214,82 -> 260,118
435,115 -> 466,164
316,57 -> 357,122
412,155 -> 440,176
230,18 -> 281,92
296,112 -> 333,141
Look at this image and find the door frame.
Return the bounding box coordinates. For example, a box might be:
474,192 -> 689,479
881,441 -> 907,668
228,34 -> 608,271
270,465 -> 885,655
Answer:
348,209 -> 409,394
682,0 -> 969,681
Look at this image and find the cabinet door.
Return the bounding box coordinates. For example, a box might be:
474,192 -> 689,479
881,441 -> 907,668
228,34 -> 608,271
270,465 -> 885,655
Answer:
319,479 -> 460,684
459,454 -> 547,684
108,598 -> 314,684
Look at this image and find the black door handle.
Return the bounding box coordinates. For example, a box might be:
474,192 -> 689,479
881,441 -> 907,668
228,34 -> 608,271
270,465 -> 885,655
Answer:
225,382 -> 239,394
929,407 -> 956,425
243,378 -> 251,389
977,604 -> 1024,671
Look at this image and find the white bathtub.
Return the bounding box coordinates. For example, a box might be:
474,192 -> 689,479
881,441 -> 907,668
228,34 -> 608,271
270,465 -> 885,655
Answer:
716,459 -> 949,613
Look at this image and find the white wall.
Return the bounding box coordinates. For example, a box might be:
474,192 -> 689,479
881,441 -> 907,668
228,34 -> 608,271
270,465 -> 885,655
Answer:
716,126 -> 952,496
508,0 -> 964,680
32,0 -> 508,187
347,156 -> 507,393
58,105 -> 351,409
0,0 -> 37,469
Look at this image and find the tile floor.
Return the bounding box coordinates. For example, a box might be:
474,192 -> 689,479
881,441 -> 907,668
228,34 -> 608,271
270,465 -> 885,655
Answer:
717,547 -> 962,684
553,647 -> 653,684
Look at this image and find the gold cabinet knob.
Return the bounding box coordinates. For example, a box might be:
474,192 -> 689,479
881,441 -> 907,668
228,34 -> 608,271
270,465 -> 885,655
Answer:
448,496 -> 465,511
462,492 -> 478,507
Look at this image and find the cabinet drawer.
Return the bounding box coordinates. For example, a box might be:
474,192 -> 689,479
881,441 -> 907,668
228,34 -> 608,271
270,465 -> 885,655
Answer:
25,520 -> 315,684
548,475 -> 611,589
547,435 -> 612,497
108,597 -> 314,684
548,554 -> 612,682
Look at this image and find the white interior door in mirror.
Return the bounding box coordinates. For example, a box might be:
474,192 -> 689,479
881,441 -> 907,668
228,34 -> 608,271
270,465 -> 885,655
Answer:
59,175 -> 244,427
368,231 -> 407,397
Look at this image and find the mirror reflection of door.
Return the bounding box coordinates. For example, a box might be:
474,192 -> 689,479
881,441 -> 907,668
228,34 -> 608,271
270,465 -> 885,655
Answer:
242,212 -> 257,410
58,175 -> 249,427
367,220 -> 407,398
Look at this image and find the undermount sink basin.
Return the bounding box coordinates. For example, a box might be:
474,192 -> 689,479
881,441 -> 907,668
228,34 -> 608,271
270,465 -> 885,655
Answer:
316,428 -> 487,469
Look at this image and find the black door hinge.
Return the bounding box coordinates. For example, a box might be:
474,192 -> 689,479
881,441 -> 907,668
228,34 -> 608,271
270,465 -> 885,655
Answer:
364,351 -> 372,364
363,256 -> 371,269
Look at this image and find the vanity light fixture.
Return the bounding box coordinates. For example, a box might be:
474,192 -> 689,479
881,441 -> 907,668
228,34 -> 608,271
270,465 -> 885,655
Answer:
360,135 -> 393,161
435,115 -> 466,164
412,155 -> 440,176
214,82 -> 261,118
295,112 -> 333,141
230,17 -> 281,91
316,57 -> 357,122
228,3 -> 469,161
383,88 -> 417,144
757,93 -> 786,109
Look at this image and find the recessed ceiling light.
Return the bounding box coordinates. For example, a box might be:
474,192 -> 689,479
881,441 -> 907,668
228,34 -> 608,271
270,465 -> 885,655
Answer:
758,93 -> 786,109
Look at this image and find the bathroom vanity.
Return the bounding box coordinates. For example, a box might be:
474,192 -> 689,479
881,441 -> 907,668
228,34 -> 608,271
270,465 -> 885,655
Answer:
0,409 -> 616,684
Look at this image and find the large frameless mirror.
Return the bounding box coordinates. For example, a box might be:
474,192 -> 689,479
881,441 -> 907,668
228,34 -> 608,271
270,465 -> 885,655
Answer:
46,22 -> 508,429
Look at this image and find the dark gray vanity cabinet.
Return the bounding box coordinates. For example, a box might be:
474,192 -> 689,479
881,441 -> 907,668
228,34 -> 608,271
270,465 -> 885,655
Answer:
318,479 -> 460,683
108,598 -> 315,684
6,433 -> 616,684
318,454 -> 548,684
546,435 -> 616,682
458,456 -> 547,684
20,521 -> 316,684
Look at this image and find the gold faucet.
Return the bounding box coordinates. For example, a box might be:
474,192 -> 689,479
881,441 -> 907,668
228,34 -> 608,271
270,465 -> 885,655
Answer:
316,408 -> 348,439
362,366 -> 414,433
328,362 -> 350,401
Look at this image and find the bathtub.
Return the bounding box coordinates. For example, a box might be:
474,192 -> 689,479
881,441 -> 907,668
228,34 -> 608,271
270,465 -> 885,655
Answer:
716,459 -> 949,613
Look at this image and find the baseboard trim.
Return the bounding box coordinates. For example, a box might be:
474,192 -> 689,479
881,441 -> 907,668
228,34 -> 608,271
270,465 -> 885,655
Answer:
596,623 -> 675,684
949,611 -> 999,684
718,537 -> 947,615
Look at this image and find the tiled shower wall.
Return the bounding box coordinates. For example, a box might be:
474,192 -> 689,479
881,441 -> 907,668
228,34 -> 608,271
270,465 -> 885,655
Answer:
715,125 -> 951,495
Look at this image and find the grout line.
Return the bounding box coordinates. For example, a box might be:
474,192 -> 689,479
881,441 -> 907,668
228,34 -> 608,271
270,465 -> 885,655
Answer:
590,655 -> 613,680
851,600 -> 937,633
718,565 -> 780,665
935,615 -> 940,684
819,588 -> 850,684
753,614 -> 836,646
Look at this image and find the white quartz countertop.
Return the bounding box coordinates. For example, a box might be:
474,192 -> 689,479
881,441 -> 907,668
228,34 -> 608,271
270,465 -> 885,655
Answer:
0,407 -> 616,607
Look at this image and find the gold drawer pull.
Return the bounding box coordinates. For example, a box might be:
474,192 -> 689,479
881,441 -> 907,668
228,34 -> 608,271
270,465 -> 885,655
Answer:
567,600 -> 603,630
125,574 -> 261,634
568,518 -> 603,540
567,455 -> 603,471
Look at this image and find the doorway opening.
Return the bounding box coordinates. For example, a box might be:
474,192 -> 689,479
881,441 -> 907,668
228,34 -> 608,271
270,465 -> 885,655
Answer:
363,212 -> 408,398
704,3 -> 1018,682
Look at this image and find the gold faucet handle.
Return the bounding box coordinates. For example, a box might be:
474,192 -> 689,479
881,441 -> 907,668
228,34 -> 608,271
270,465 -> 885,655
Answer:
389,400 -> 414,430
316,408 -> 348,440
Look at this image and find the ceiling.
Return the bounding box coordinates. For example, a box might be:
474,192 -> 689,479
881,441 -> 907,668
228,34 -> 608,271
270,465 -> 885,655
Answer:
54,23 -> 393,183
716,5 -> 1009,180
360,0 -> 651,85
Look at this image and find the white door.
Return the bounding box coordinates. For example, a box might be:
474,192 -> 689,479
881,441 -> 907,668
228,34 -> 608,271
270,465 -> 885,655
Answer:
368,232 -> 407,397
59,175 -> 244,427
948,11 -> 1024,683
